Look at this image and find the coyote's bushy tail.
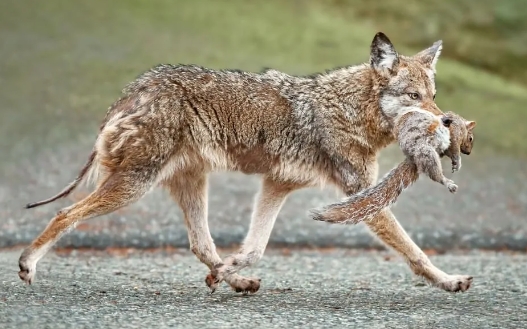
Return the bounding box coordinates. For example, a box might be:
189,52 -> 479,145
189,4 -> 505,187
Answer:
310,159 -> 419,224
25,150 -> 97,209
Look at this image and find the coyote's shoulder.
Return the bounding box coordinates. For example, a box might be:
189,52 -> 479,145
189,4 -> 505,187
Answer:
311,110 -> 476,225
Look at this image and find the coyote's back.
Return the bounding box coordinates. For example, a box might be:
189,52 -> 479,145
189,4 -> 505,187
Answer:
27,64 -> 347,209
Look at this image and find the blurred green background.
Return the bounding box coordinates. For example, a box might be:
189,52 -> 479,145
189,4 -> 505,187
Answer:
1,0 -> 526,164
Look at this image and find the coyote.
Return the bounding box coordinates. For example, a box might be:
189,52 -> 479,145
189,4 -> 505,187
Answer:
311,110 -> 476,225
20,32 -> 472,294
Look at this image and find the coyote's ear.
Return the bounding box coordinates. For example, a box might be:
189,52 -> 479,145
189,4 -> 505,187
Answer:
414,40 -> 443,71
370,32 -> 399,72
466,121 -> 477,130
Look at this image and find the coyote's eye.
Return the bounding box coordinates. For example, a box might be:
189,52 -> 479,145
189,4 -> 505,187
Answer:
433,94 -> 436,100
469,136 -> 473,142
408,92 -> 420,100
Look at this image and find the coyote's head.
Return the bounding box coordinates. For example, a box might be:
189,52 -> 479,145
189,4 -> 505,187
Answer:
369,32 -> 444,120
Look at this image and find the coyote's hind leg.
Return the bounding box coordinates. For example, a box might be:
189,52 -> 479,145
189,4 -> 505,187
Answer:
164,171 -> 255,293
18,171 -> 154,284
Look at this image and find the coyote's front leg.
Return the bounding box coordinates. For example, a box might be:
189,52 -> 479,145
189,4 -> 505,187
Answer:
367,208 -> 472,292
338,160 -> 472,292
205,178 -> 300,294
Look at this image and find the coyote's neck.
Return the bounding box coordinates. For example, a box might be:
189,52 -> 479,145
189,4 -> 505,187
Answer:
313,64 -> 395,152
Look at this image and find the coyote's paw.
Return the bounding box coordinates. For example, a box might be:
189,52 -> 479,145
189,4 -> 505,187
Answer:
227,276 -> 261,295
205,272 -> 222,293
205,269 -> 261,295
18,255 -> 36,285
436,274 -> 473,293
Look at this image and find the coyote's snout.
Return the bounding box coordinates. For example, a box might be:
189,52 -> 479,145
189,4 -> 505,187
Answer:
20,32 -> 472,294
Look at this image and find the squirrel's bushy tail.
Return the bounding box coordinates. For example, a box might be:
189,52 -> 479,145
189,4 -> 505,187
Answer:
310,159 -> 419,224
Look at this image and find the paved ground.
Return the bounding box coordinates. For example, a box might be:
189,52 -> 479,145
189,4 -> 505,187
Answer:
1,249 -> 526,329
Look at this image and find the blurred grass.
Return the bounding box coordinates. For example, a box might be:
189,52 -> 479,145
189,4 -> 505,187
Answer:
0,0 -> 525,161
333,0 -> 527,86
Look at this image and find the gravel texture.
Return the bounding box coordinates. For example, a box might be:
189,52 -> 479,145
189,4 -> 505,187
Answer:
1,249 -> 526,329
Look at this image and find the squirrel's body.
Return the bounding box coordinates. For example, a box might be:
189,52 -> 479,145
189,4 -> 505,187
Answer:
311,110 -> 476,224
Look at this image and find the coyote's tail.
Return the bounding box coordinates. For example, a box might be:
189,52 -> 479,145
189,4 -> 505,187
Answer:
25,150 -> 97,209
310,159 -> 419,224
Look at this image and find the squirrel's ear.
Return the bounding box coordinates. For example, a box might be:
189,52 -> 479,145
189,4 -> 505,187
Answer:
441,116 -> 453,127
466,121 -> 477,130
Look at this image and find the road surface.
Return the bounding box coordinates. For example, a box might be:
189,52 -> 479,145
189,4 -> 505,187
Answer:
1,249 -> 526,329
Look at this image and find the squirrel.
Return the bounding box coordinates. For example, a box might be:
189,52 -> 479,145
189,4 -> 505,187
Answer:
311,110 -> 476,225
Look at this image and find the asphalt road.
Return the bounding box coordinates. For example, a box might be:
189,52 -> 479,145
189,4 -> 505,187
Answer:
1,249 -> 526,329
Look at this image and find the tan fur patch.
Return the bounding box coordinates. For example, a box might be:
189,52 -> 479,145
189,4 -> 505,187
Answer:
427,120 -> 439,133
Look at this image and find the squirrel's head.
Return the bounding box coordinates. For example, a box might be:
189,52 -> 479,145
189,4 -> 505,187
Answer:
443,111 -> 476,155
461,120 -> 477,155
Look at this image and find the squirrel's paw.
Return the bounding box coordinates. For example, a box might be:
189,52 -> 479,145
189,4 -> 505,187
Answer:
447,181 -> 458,194
451,161 -> 461,173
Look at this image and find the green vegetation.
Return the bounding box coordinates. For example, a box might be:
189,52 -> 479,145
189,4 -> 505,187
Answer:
1,0 -> 525,158
334,0 -> 527,85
